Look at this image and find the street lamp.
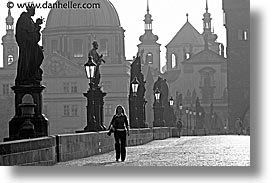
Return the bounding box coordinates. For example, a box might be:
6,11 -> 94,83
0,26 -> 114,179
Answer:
169,97 -> 174,106
193,111 -> 196,135
179,103 -> 183,124
84,57 -> 97,88
83,57 -> 97,132
154,88 -> 161,102
131,76 -> 139,96
131,76 -> 139,127
185,107 -> 189,136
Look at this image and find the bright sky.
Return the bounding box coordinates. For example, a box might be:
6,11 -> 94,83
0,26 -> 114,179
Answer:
0,0 -> 226,68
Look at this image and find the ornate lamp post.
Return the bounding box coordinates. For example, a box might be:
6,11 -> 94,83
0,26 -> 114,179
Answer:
83,58 -> 98,132
179,103 -> 183,120
189,110 -> 193,135
155,88 -> 161,102
85,57 -> 97,89
169,97 -> 175,127
185,107 -> 189,135
153,88 -> 163,127
169,97 -> 174,106
131,76 -> 139,127
193,111 -> 196,135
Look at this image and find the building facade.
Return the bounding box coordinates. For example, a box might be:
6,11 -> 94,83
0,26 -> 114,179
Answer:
223,0 -> 250,133
163,2 -> 228,134
0,0 -> 130,138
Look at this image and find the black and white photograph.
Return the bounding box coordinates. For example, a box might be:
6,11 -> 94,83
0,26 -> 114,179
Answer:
0,0 -> 272,181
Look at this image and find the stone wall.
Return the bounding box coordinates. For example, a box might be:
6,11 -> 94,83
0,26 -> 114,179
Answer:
0,127 -> 172,166
0,136 -> 56,166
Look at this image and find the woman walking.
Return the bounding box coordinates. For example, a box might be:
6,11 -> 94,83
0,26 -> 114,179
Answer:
108,105 -> 129,162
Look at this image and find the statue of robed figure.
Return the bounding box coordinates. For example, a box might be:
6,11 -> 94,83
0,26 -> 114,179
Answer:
15,6 -> 44,85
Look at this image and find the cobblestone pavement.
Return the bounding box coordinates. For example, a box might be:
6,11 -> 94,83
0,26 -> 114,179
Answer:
56,135 -> 250,166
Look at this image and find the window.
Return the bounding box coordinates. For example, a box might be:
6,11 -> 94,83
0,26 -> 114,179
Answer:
63,104 -> 78,117
7,55 -> 13,65
146,52 -> 153,64
243,31 -> 248,41
105,104 -> 113,116
73,39 -> 83,57
171,53 -> 177,69
71,104 -> 78,116
99,39 -> 108,56
238,29 -> 249,41
71,82 -> 77,93
51,40 -> 58,53
3,84 -> 11,95
63,82 -> 78,93
102,81 -> 112,92
199,67 -> 216,103
63,82 -> 70,93
64,105 -> 70,116
185,52 -> 190,60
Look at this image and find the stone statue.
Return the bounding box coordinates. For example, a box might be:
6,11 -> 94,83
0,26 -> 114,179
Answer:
88,41 -> 106,87
15,7 -> 44,86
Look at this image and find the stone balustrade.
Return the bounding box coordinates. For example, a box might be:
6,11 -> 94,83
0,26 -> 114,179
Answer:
0,127 -> 175,166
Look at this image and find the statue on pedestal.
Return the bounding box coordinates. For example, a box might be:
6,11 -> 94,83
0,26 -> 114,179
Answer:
15,6 -> 44,86
88,41 -> 106,87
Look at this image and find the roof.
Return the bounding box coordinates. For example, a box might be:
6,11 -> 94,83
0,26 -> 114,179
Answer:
184,48 -> 226,64
45,0 -> 121,29
166,21 -> 204,47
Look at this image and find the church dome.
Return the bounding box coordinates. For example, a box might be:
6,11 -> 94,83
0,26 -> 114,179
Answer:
45,0 -> 121,29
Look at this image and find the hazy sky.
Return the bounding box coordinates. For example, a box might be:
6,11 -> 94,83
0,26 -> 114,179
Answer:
0,0 -> 226,68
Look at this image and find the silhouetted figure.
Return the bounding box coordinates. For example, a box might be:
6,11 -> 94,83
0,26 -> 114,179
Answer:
88,41 -> 105,87
235,118 -> 243,135
176,119 -> 183,138
15,7 -> 44,85
108,105 -> 129,162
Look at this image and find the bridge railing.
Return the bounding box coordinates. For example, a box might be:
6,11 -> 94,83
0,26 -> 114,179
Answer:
0,127 -> 174,166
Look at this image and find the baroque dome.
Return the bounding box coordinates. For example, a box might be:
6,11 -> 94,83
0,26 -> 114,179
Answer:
45,0 -> 121,29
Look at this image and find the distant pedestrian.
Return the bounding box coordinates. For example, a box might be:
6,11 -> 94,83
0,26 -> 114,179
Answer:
176,119 -> 183,138
235,118 -> 243,135
108,105 -> 129,162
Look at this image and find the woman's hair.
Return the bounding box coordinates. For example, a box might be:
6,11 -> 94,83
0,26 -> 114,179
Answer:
115,105 -> 126,115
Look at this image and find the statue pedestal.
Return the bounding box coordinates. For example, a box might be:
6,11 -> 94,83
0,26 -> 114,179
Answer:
83,86 -> 107,132
153,104 -> 165,127
5,85 -> 48,141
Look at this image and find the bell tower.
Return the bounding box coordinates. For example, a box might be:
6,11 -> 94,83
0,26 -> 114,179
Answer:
1,2 -> 18,68
137,0 -> 161,72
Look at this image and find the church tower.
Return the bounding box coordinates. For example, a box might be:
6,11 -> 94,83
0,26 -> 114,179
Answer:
202,0 -> 220,54
137,0 -> 161,72
1,3 -> 18,68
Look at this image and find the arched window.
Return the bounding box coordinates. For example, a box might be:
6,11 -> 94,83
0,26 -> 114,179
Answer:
146,52 -> 153,64
100,39 -> 108,56
73,39 -> 83,57
171,53 -> 177,69
185,52 -> 190,60
7,55 -> 13,65
51,40 -> 58,54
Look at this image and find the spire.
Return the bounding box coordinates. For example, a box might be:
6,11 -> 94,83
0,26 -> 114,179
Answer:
2,1 -> 18,68
202,0 -> 212,34
6,2 -> 14,31
147,0 -> 149,14
186,13 -> 189,22
144,0 -> 153,31
139,0 -> 158,43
